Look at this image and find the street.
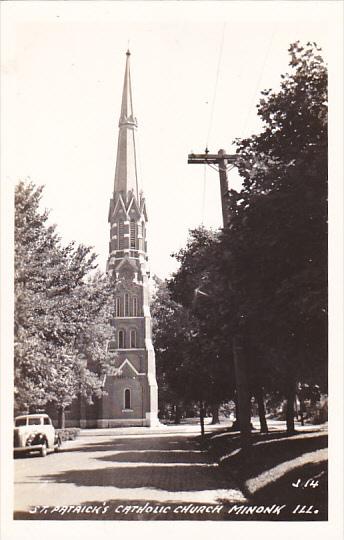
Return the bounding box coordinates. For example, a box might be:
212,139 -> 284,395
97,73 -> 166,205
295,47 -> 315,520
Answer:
14,422 -> 247,519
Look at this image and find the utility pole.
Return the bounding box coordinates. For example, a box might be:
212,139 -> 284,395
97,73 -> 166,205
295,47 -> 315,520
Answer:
188,148 -> 251,450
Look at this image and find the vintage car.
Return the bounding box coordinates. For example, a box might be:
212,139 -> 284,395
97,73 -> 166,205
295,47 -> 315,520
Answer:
13,413 -> 61,457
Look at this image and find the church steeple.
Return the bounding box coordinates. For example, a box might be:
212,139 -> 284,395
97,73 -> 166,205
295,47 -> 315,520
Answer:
103,50 -> 159,429
113,50 -> 139,201
108,50 -> 148,269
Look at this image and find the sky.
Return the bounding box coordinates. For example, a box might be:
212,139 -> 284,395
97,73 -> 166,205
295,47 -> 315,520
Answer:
1,1 -> 340,279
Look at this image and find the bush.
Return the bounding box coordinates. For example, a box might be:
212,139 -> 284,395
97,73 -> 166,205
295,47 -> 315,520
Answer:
55,428 -> 80,441
311,396 -> 328,425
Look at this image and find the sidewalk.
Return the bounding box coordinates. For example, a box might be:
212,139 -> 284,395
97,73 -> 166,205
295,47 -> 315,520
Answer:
76,419 -> 231,439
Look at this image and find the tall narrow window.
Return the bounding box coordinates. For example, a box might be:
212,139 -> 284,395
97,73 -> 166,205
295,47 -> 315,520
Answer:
141,222 -> 146,251
118,329 -> 125,348
130,220 -> 137,249
118,219 -> 125,249
115,297 -> 121,317
124,293 -> 130,316
108,340 -> 116,352
124,389 -> 131,410
132,296 -> 138,317
130,329 -> 137,348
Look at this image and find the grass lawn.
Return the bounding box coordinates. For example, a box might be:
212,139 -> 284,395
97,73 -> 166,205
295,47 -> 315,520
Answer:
206,422 -> 328,520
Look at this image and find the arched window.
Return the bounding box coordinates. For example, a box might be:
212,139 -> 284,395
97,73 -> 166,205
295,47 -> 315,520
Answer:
130,329 -> 137,348
118,329 -> 125,349
124,388 -> 131,410
108,340 -> 116,352
132,296 -> 138,316
130,220 -> 137,249
115,297 -> 121,317
117,219 -> 125,250
124,293 -> 130,316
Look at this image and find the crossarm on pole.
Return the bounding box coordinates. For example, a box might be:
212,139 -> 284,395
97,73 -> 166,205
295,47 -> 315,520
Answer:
188,153 -> 237,165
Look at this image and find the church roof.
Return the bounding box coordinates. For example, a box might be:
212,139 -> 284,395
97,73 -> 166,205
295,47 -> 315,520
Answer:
113,50 -> 139,201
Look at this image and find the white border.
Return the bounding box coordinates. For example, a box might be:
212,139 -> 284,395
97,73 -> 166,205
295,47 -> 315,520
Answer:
1,2 -> 343,540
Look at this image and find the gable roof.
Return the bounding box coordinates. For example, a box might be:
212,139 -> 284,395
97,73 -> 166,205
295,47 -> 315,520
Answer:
117,358 -> 145,376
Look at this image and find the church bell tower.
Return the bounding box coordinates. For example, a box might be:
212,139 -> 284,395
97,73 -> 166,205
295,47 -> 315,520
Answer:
101,50 -> 159,427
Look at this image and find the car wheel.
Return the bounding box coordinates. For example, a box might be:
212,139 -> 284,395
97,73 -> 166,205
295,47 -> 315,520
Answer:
40,442 -> 47,457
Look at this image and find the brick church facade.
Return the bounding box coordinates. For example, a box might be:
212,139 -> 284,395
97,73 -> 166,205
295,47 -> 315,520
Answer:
59,51 -> 159,428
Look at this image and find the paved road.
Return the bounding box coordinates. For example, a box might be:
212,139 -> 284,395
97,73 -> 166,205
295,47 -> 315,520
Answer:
14,423 -> 246,519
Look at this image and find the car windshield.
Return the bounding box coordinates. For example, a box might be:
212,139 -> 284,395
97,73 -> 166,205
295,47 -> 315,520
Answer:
15,418 -> 27,427
28,418 -> 41,425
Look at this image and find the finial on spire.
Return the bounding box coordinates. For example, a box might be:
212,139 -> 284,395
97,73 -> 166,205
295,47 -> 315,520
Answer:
119,49 -> 136,127
113,47 -> 139,200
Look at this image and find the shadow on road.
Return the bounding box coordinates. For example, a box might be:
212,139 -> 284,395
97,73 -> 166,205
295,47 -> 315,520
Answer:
31,464 -> 229,491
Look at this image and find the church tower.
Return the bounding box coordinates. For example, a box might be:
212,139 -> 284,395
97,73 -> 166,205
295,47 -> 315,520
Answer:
100,51 -> 159,427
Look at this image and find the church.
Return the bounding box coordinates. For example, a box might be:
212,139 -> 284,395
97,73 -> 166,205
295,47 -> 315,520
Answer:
64,51 -> 159,428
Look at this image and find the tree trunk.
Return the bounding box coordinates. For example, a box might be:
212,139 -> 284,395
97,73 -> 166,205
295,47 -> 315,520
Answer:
255,386 -> 268,433
286,382 -> 296,435
200,401 -> 205,439
58,406 -> 65,429
231,392 -> 240,430
210,403 -> 220,425
233,336 -> 251,448
174,404 -> 181,424
299,398 -> 305,426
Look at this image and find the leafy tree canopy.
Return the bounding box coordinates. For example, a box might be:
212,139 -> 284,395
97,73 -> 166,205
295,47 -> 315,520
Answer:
218,41 -> 327,390
15,181 -> 115,415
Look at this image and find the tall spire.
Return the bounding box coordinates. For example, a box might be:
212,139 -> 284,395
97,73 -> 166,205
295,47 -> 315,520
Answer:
113,50 -> 139,200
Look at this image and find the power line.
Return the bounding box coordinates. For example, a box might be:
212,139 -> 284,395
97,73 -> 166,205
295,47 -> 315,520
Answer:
206,23 -> 226,148
240,32 -> 275,139
201,23 -> 226,223
201,163 -> 207,224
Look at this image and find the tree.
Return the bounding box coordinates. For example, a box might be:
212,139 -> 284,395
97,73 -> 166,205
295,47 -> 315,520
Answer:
158,228 -> 236,422
151,277 -> 206,422
170,227 -> 267,433
14,181 -> 115,426
151,272 -> 234,428
218,42 -> 327,433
